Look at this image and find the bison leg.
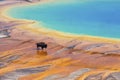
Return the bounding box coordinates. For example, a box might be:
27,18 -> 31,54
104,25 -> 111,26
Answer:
37,46 -> 40,50
41,47 -> 44,50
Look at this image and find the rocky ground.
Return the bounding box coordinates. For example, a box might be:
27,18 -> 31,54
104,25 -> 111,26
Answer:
0,0 -> 120,80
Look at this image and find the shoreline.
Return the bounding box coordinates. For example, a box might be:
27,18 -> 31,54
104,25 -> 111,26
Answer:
1,0 -> 120,44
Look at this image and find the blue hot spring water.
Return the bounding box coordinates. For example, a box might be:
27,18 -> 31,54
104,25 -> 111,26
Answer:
7,1 -> 120,39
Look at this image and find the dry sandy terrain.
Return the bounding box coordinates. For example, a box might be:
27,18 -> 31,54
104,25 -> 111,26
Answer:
0,0 -> 120,80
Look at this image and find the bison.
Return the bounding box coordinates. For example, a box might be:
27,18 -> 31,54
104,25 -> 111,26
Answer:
36,42 -> 47,50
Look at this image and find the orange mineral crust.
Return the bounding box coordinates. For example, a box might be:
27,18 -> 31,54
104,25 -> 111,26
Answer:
0,0 -> 120,80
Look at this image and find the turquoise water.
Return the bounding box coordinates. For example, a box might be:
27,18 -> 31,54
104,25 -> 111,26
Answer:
7,1 -> 120,39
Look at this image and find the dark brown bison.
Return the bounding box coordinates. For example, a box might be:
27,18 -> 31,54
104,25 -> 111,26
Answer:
36,42 -> 47,50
